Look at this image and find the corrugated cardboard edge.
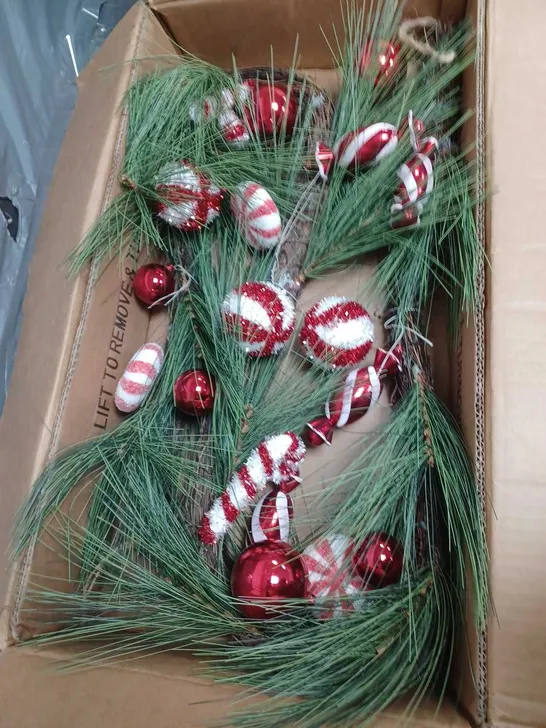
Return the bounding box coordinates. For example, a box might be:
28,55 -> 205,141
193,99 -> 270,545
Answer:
1,6 -> 150,649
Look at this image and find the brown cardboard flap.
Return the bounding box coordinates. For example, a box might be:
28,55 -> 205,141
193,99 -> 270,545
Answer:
148,0 -> 467,69
0,646 -> 472,728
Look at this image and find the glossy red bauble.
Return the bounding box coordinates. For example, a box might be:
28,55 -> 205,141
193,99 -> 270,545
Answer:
359,41 -> 401,84
231,541 -> 307,619
173,369 -> 216,416
243,80 -> 298,137
133,263 -> 175,307
353,532 -> 403,588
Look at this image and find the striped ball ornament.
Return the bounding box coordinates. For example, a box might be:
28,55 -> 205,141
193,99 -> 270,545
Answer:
300,296 -> 374,369
231,182 -> 282,251
222,281 -> 295,357
303,534 -> 363,619
251,489 -> 293,543
114,343 -> 164,414
332,123 -> 398,169
155,161 -> 223,232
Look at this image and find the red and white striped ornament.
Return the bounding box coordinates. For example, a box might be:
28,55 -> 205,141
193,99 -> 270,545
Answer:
333,123 -> 398,169
390,153 -> 435,226
230,182 -> 282,251
326,345 -> 402,428
251,488 -> 293,543
218,109 -> 250,148
114,343 -> 164,414
199,432 -> 305,545
188,96 -> 219,123
302,534 -> 363,619
155,161 -> 223,232
222,281 -> 295,357
300,296 -> 374,369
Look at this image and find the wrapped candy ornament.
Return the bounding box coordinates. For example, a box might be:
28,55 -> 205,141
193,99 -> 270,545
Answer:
115,343 -> 164,414
315,123 -> 398,179
222,281 -> 295,357
155,161 -> 223,232
199,432 -> 305,545
304,416 -> 334,447
300,296 -> 374,369
231,541 -> 306,619
302,534 -> 364,619
251,488 -> 293,543
230,182 -> 282,251
133,263 -> 175,307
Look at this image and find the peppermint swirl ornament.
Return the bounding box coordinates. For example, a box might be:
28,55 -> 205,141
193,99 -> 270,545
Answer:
333,123 -> 398,168
231,182 -> 282,251
115,343 -> 164,414
222,281 -> 295,357
303,534 -> 363,619
391,153 -> 434,227
155,161 -> 223,232
251,488 -> 293,543
300,297 -> 374,369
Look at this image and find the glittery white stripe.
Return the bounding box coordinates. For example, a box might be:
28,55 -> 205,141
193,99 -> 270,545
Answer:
315,316 -> 374,350
223,292 -> 272,331
207,499 -> 229,538
226,474 -> 252,510
314,296 -> 348,316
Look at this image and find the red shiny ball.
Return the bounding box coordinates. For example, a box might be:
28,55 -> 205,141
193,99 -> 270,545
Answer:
305,417 -> 334,447
359,41 -> 401,84
231,541 -> 307,619
353,532 -> 403,588
133,264 -> 175,307
244,80 -> 298,137
173,369 -> 216,416
391,206 -> 420,229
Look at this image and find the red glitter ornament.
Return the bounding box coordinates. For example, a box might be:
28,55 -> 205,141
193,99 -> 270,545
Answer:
251,489 -> 293,543
243,79 -> 298,137
358,41 -> 401,84
133,263 -> 175,307
173,369 -> 216,416
303,534 -> 364,619
155,161 -> 224,232
304,416 -> 334,447
353,532 -> 403,588
231,541 -> 306,619
300,296 -> 374,369
222,281 -> 295,357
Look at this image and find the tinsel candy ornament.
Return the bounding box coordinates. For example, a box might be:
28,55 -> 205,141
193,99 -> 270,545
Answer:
133,263 -> 175,307
222,281 -> 295,357
242,79 -> 298,137
155,161 -> 223,232
302,534 -> 363,619
353,532 -> 404,588
230,182 -> 282,251
231,541 -> 306,619
315,123 -> 398,179
199,431 -> 305,545
326,345 -> 403,428
115,343 -> 164,414
251,488 -> 293,543
300,296 -> 374,369
174,369 -> 216,416
218,109 -> 250,148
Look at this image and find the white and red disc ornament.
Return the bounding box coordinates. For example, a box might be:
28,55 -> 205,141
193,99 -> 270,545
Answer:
155,161 -> 223,232
302,534 -> 363,619
251,488 -> 293,543
230,182 -> 283,251
218,109 -> 250,148
222,281 -> 295,357
300,297 -> 374,369
199,431 -> 305,545
115,343 -> 164,414
326,345 -> 402,428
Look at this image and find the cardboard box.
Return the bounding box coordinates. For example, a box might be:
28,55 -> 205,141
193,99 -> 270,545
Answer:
0,1 -> 543,726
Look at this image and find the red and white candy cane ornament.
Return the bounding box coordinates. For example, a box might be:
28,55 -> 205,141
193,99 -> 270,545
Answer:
326,345 -> 403,428
222,281 -> 295,357
115,343 -> 164,414
199,432 -> 305,545
251,488 -> 293,543
218,109 -> 250,148
315,124 -> 398,180
155,161 -> 223,232
300,296 -> 374,369
230,182 -> 282,251
302,534 -> 363,619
